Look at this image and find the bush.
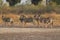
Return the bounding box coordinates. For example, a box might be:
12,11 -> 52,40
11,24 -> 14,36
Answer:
0,2 -> 60,14
52,0 -> 60,5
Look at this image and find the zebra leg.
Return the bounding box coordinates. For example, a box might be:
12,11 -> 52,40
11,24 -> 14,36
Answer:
50,22 -> 53,28
32,19 -> 36,25
37,21 -> 40,27
23,21 -> 26,27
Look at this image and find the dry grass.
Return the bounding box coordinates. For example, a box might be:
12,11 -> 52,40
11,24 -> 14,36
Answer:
0,5 -> 60,27
0,12 -> 60,27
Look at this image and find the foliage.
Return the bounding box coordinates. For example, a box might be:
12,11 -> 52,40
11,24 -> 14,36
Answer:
0,0 -> 3,7
52,0 -> 60,5
6,0 -> 21,6
31,0 -> 42,5
0,0 -> 60,14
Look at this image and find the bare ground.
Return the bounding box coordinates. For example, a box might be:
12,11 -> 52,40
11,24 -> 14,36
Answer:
0,28 -> 60,40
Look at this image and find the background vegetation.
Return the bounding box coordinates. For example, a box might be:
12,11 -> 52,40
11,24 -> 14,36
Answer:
0,0 -> 60,14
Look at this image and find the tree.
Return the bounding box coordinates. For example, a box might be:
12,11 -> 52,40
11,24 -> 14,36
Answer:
31,0 -> 42,5
52,0 -> 60,5
6,0 -> 21,6
0,0 -> 3,7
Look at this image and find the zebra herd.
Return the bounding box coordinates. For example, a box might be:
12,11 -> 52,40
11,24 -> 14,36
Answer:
2,14 -> 53,28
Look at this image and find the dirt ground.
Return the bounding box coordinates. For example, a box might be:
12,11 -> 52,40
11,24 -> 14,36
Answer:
0,28 -> 60,40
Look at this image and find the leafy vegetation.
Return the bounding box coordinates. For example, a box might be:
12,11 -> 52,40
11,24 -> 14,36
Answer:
52,0 -> 60,5
31,0 -> 42,5
6,0 -> 21,6
0,0 -> 60,14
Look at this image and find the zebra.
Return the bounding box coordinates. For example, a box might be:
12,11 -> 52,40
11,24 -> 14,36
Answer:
34,14 -> 41,25
19,15 -> 26,24
40,17 -> 53,28
24,17 -> 35,24
19,15 -> 35,25
2,16 -> 13,26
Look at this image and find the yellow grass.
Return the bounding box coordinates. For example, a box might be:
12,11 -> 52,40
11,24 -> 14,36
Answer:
0,12 -> 60,26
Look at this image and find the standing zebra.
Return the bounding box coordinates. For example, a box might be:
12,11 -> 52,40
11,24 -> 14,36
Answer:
40,17 -> 53,28
2,16 -> 13,26
19,15 -> 35,25
34,14 -> 41,25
